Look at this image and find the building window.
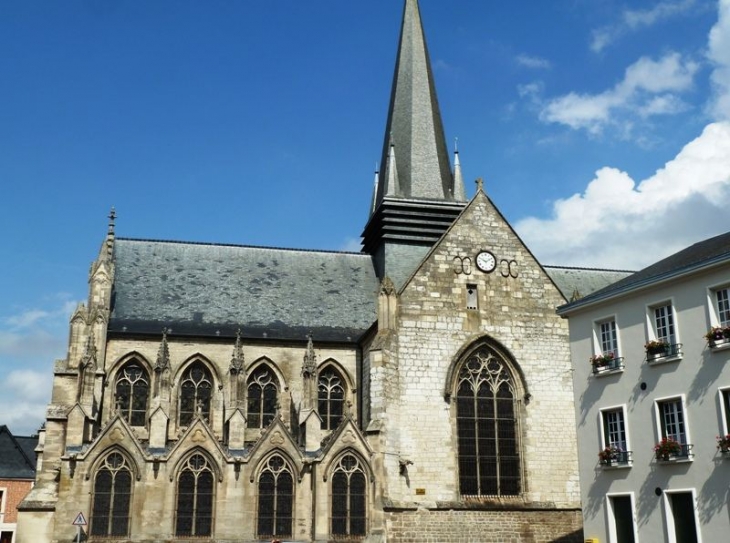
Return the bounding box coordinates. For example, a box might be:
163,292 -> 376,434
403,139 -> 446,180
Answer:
175,453 -> 214,537
247,366 -> 278,428
466,284 -> 478,310
257,455 -> 293,539
720,388 -> 730,434
331,454 -> 367,537
455,344 -> 521,497
653,303 -> 677,345
115,361 -> 150,427
603,409 -> 627,451
656,397 -> 692,459
664,491 -> 700,543
715,287 -> 730,326
179,362 -> 213,427
598,318 -> 619,357
319,367 -> 345,430
607,494 -> 636,543
90,452 -> 132,538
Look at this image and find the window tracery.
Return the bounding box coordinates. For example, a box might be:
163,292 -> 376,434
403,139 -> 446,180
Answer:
257,455 -> 293,539
247,366 -> 278,428
455,345 -> 521,497
179,362 -> 213,426
175,453 -> 214,537
90,452 -> 132,537
115,361 -> 149,427
331,454 -> 367,537
318,367 -> 345,430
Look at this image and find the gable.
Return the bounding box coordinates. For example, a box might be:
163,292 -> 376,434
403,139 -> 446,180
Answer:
400,190 -> 567,315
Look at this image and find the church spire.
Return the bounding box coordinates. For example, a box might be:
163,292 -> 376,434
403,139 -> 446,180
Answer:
374,0 -> 455,207
361,0 -> 467,287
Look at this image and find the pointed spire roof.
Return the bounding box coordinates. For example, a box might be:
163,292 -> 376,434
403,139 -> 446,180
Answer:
374,0 -> 457,208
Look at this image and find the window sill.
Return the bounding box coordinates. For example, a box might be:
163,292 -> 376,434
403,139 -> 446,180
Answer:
655,455 -> 693,464
647,354 -> 683,366
709,340 -> 730,352
601,461 -> 632,470
593,367 -> 624,378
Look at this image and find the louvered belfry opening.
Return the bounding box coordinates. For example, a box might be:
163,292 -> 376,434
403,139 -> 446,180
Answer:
456,346 -> 521,497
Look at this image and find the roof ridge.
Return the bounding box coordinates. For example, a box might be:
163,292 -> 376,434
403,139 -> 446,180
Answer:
115,237 -> 368,256
543,264 -> 636,273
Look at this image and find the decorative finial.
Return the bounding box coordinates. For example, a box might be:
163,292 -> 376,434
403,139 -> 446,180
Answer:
155,328 -> 170,371
475,178 -> 484,192
302,333 -> 317,377
105,207 -> 116,259
454,136 -> 458,153
230,329 -> 245,374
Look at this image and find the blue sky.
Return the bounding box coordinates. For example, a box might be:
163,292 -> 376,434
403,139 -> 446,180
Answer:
2,0 -> 729,435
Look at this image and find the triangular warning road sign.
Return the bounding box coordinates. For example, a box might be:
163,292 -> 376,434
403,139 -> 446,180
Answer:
72,512 -> 87,526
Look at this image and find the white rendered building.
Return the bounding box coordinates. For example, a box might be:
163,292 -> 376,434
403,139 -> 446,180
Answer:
558,232 -> 730,543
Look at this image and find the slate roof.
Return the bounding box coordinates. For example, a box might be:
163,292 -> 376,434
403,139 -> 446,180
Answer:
544,266 -> 635,301
558,231 -> 730,313
109,239 -> 380,342
0,426 -> 37,479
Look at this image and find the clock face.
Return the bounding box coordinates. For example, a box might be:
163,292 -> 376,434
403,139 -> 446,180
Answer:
476,251 -> 496,273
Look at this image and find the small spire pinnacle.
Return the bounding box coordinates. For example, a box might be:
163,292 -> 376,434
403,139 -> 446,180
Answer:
302,333 -> 317,377
453,146 -> 465,201
155,328 -> 170,371
370,168 -> 380,214
106,207 -> 116,259
384,141 -> 400,197
230,329 -> 245,374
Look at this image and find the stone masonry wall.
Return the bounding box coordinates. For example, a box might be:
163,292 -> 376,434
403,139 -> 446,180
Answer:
378,192 -> 581,509
385,509 -> 584,543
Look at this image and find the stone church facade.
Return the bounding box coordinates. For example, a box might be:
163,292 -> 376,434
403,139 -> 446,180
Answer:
18,1 -> 628,542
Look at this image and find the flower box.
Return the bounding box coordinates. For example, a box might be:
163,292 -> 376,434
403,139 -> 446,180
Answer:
654,438 -> 692,461
705,326 -> 730,348
717,434 -> 730,455
598,447 -> 631,467
591,353 -> 623,374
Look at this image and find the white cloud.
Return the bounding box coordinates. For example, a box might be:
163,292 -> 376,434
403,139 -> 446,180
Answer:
708,0 -> 730,119
539,53 -> 698,135
516,54 -> 551,70
624,0 -> 697,29
591,0 -> 697,52
0,297 -> 77,435
516,122 -> 730,269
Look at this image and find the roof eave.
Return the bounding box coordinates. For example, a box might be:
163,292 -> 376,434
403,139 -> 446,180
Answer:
557,253 -> 730,316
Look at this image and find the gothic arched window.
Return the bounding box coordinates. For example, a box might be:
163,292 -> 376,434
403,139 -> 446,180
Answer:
257,455 -> 293,539
115,361 -> 149,427
331,454 -> 367,537
455,345 -> 521,497
179,362 -> 213,426
247,366 -> 278,428
318,367 -> 345,430
175,453 -> 214,537
90,452 -> 132,537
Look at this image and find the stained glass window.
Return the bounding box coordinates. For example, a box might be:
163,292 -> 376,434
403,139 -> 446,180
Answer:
247,366 -> 278,428
331,454 -> 366,537
319,367 -> 345,430
91,452 -> 132,537
175,453 -> 214,537
115,361 -> 149,427
257,455 -> 293,539
179,362 -> 213,426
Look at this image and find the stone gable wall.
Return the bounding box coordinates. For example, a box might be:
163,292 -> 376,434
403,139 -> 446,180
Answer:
379,193 -> 580,508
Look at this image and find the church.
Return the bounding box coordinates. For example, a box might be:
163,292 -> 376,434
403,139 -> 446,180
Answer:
17,1 -> 630,542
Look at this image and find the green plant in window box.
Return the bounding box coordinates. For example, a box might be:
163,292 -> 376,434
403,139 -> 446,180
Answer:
598,445 -> 622,464
653,437 -> 682,460
590,352 -> 615,369
705,326 -> 730,344
717,434 -> 730,453
645,339 -> 669,356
